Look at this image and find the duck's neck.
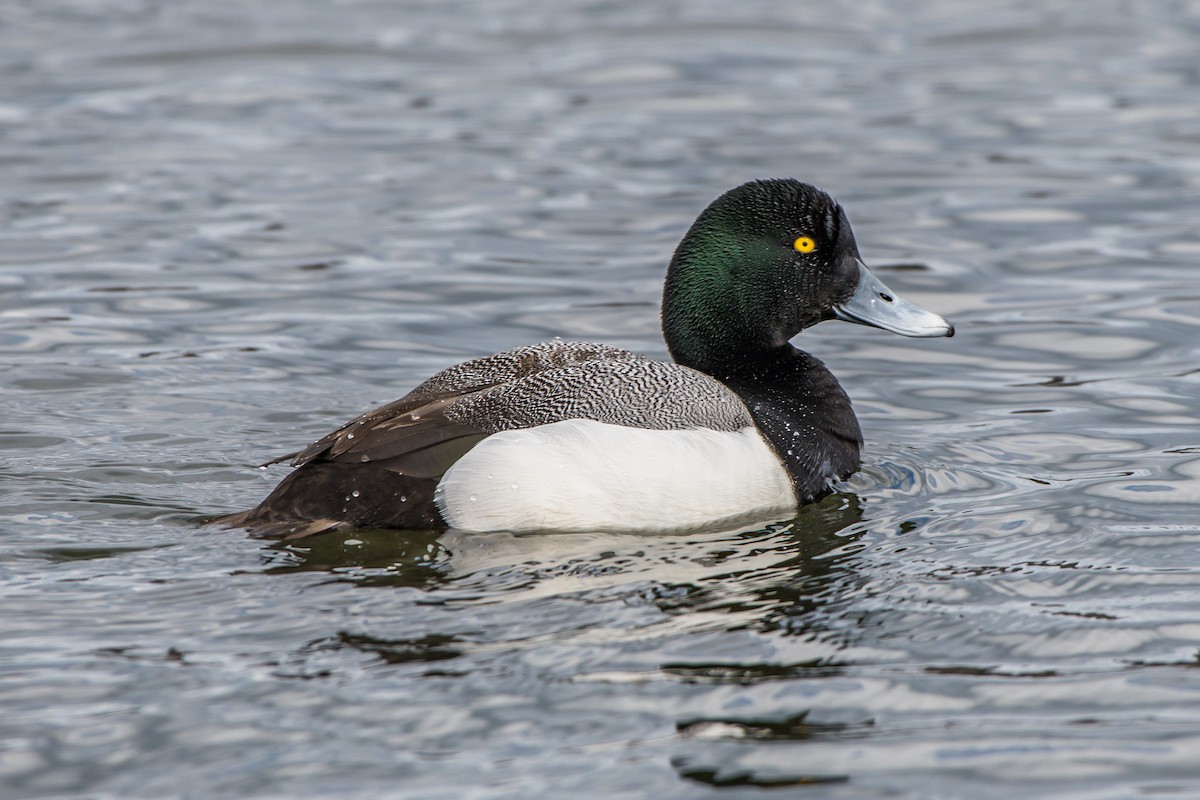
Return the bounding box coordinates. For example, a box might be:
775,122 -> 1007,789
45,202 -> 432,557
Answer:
670,335 -> 864,503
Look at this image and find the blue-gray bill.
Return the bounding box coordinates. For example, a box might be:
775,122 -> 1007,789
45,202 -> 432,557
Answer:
833,260 -> 954,338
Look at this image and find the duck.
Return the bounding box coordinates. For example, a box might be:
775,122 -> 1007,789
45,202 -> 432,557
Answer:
218,179 -> 952,539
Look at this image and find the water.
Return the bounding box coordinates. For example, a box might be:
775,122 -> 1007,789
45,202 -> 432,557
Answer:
3,1 -> 1200,797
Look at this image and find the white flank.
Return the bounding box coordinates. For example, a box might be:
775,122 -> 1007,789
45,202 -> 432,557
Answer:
434,419 -> 797,533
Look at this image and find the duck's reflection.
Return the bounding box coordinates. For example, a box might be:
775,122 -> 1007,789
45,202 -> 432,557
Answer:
260,526 -> 448,588
259,490 -> 867,640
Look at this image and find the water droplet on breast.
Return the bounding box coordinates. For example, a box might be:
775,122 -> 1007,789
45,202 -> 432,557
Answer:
469,494 -> 477,502
360,454 -> 371,462
347,433 -> 354,440
351,490 -> 360,498
510,483 -> 519,490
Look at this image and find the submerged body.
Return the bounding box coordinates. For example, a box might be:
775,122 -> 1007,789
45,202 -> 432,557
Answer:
219,180 -> 952,538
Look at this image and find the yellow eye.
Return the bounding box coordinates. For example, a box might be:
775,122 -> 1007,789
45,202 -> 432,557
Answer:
793,236 -> 816,253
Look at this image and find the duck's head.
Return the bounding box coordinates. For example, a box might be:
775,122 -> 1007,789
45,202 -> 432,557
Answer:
663,179 -> 952,369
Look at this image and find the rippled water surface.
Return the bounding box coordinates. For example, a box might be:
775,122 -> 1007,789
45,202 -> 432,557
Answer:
4,1 -> 1200,797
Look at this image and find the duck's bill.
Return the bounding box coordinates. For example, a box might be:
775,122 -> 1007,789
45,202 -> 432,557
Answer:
833,260 -> 954,338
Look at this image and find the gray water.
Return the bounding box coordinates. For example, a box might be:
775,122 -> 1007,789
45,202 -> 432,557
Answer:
3,1 -> 1200,797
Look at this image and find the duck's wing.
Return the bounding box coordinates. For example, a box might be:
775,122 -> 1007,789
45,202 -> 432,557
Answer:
272,340 -> 753,480
279,391 -> 493,478
269,341 -> 637,470
442,355 -> 753,434
271,342 -> 653,474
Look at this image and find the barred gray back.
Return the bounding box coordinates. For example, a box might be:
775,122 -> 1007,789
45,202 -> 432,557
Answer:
444,352 -> 754,434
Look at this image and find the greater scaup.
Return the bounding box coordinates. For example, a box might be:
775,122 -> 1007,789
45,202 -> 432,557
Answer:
219,179 -> 952,538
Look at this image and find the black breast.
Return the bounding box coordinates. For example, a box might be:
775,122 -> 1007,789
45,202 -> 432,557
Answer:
720,348 -> 862,503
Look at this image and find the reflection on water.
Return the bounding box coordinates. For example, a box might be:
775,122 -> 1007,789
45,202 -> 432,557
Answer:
267,492 -> 865,642
4,0 -> 1200,797
261,528 -> 448,589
